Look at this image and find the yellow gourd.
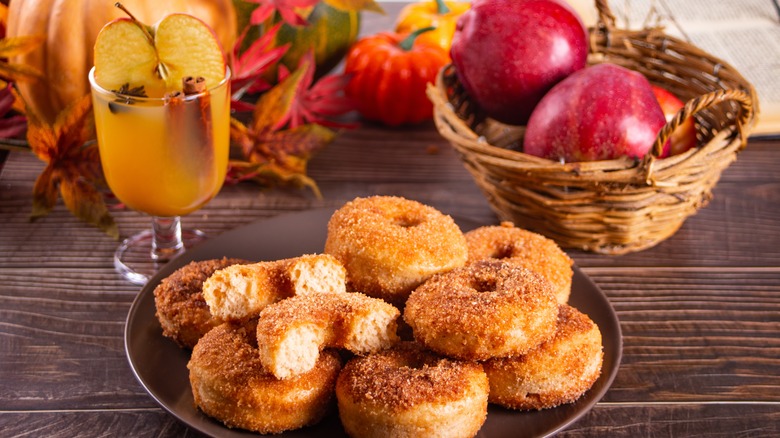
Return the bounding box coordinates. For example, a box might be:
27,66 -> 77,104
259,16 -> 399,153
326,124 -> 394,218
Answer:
7,0 -> 237,124
395,0 -> 470,57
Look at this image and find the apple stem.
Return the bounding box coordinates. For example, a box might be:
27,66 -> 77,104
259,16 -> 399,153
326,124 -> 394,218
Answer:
435,0 -> 451,15
114,3 -> 155,44
114,3 -> 137,20
114,2 -> 167,82
399,26 -> 436,51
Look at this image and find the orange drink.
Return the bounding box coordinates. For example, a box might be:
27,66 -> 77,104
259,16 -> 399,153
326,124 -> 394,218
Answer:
90,70 -> 231,217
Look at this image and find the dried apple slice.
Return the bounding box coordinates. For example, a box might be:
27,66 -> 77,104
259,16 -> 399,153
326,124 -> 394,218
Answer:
154,14 -> 226,91
93,18 -> 166,97
93,7 -> 226,97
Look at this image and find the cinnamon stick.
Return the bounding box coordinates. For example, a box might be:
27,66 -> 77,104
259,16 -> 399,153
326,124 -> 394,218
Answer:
183,76 -> 207,95
183,76 -> 213,157
165,76 -> 214,173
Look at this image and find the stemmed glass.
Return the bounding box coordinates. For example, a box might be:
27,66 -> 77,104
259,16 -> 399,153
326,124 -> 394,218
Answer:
89,67 -> 231,285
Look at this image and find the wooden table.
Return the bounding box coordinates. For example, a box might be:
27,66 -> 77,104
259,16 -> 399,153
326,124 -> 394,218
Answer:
2,5 -> 779,437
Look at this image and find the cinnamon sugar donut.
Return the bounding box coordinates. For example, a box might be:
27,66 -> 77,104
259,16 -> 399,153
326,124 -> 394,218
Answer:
325,196 -> 468,306
336,342 -> 488,438
465,222 -> 573,303
203,253 -> 346,322
256,291 -> 400,379
483,304 -> 603,410
404,260 -> 558,361
153,257 -> 250,348
188,321 -> 341,434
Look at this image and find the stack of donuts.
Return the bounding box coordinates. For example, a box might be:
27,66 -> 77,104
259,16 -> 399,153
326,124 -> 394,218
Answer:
153,196 -> 603,437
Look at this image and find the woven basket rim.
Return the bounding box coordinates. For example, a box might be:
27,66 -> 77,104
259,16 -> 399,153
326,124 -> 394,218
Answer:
429,63 -> 756,173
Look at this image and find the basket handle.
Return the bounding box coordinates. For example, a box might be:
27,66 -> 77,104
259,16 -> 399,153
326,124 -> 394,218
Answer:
594,0 -> 617,30
651,88 -> 754,157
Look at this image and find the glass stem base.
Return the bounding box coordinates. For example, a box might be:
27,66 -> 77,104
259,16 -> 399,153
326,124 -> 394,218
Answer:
114,216 -> 206,285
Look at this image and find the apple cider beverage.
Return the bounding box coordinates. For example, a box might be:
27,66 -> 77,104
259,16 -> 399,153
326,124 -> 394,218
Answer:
89,6 -> 232,284
90,73 -> 231,217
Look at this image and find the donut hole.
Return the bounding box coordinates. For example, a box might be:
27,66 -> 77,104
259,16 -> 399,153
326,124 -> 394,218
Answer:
392,213 -> 424,228
471,278 -> 498,294
489,245 -> 516,260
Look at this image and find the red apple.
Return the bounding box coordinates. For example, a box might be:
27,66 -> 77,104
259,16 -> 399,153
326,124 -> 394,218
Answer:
450,0 -> 588,125
523,63 -> 668,162
651,85 -> 697,157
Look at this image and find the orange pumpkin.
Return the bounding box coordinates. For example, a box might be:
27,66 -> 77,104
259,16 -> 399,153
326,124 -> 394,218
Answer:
7,0 -> 237,124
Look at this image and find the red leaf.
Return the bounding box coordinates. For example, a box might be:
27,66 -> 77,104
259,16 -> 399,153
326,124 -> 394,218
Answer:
231,99 -> 257,113
227,41 -> 354,196
0,83 -> 15,113
305,73 -> 352,98
0,83 -> 26,138
246,0 -> 320,26
231,24 -> 289,103
0,114 -> 26,138
249,3 -> 277,25
287,52 -> 358,129
250,64 -> 307,133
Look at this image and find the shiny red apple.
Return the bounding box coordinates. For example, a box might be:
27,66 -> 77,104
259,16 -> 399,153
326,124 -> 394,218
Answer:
651,85 -> 697,157
450,0 -> 588,125
523,63 -> 668,162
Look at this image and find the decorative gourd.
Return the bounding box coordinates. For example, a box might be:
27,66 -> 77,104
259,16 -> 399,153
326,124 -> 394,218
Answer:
395,0 -> 470,56
344,28 -> 449,126
276,2 -> 360,79
7,0 -> 237,124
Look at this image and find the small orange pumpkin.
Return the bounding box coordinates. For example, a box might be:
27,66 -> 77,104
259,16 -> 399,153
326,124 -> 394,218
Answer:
344,28 -> 449,126
7,0 -> 237,124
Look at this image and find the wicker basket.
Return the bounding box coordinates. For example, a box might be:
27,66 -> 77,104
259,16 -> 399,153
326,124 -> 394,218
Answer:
427,0 -> 758,255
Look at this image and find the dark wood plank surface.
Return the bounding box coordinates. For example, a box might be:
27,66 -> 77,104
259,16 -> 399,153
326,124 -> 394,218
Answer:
1,3 -> 779,437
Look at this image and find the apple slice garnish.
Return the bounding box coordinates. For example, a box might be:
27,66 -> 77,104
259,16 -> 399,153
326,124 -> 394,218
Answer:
93,5 -> 226,98
93,18 -> 165,97
154,14 -> 226,92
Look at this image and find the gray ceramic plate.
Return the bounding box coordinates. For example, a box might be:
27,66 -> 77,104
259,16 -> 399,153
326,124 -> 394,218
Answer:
125,208 -> 622,437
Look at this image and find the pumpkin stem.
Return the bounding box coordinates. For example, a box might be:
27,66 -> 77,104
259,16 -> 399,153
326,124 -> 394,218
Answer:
398,26 -> 436,51
435,0 -> 451,15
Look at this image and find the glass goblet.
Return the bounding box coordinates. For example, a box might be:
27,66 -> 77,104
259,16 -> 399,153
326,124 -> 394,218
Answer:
89,67 -> 231,285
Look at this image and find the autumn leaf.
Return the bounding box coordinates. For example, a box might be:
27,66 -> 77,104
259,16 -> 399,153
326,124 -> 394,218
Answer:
250,63 -> 308,134
25,93 -> 118,239
280,51 -> 358,129
323,0 -> 384,13
0,34 -> 45,82
230,63 -> 338,196
246,0 -> 320,27
228,123 -> 334,197
231,22 -> 290,107
237,120 -> 335,164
